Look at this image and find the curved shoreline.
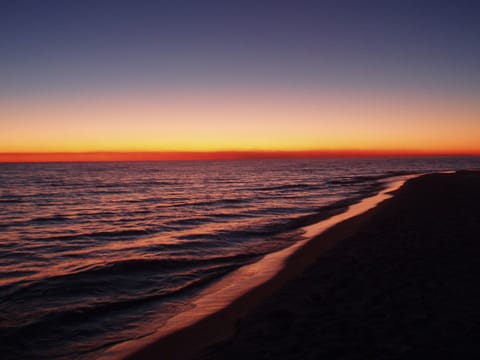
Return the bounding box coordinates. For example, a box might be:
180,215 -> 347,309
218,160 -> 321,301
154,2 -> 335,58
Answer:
98,175 -> 419,360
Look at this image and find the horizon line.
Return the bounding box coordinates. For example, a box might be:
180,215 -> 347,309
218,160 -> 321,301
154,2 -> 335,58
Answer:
1,150 -> 479,163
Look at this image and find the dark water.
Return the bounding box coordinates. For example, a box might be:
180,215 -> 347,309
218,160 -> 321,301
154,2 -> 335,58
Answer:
1,157 -> 479,359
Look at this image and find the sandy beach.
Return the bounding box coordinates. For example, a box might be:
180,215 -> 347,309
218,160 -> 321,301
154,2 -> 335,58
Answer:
106,170 -> 480,359
195,170 -> 480,359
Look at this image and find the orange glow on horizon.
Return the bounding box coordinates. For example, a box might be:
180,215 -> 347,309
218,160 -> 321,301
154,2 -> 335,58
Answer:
2,89 -> 480,159
1,149 -> 480,163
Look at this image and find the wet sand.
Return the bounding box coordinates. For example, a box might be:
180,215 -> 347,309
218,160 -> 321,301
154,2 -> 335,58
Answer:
195,170 -> 480,359
105,171 -> 480,360
102,176 -> 413,360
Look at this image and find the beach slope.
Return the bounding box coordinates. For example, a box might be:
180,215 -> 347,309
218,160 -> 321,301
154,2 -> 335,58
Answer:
197,171 -> 480,359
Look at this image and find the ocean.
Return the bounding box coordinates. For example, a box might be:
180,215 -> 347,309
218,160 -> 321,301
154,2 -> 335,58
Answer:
1,157 -> 479,359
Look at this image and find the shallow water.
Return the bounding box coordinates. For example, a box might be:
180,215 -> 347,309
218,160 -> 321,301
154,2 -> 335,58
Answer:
1,157 -> 479,359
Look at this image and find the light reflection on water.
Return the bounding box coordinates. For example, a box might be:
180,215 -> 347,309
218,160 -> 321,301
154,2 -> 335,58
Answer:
0,157 -> 479,359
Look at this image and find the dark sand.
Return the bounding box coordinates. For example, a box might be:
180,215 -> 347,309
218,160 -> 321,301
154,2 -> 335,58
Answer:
195,171 -> 480,359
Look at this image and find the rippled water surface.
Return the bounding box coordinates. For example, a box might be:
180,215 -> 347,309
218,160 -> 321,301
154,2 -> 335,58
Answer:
1,158 -> 479,359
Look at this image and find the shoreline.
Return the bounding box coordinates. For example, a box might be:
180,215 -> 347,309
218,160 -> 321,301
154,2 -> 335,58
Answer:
197,170 -> 480,359
99,175 -> 418,360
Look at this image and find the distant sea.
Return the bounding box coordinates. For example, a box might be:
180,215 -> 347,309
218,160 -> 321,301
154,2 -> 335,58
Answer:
1,157 -> 479,359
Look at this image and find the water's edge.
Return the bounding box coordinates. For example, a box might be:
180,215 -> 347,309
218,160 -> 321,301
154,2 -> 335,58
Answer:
99,174 -> 421,360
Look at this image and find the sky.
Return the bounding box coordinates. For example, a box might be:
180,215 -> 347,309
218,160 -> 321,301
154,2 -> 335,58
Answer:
1,0 -> 480,160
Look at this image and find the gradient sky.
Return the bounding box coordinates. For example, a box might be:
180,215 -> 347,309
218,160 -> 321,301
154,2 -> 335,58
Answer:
1,0 -> 480,159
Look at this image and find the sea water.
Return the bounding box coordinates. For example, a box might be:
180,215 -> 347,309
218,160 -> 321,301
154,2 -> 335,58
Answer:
1,157 -> 479,359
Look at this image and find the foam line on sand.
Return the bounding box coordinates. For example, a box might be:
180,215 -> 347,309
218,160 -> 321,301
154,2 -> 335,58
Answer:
98,174 -> 420,360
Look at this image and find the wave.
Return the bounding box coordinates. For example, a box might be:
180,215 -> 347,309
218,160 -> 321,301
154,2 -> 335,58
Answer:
88,181 -> 175,191
133,180 -> 177,187
1,254 -> 262,300
65,254 -> 260,279
0,263 -> 240,347
29,215 -> 71,224
0,270 -> 36,280
257,183 -> 323,192
173,199 -> 361,244
327,171 -> 413,185
211,212 -> 255,219
121,197 -> 169,204
0,193 -> 28,204
166,217 -> 213,227
87,189 -> 132,195
143,239 -> 231,251
160,197 -> 246,209
28,228 -> 160,242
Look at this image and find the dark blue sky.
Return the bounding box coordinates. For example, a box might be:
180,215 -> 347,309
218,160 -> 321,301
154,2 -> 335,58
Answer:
2,0 -> 480,97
